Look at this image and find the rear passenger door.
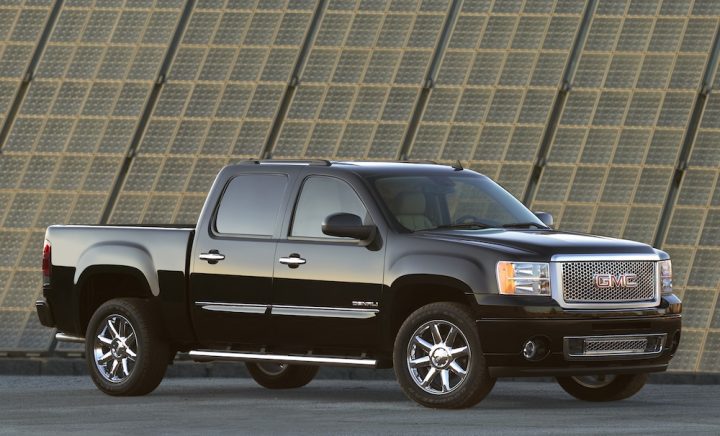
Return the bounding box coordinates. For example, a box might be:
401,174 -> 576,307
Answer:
189,170 -> 293,346
271,174 -> 385,350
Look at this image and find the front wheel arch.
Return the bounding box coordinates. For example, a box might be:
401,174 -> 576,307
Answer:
383,277 -> 478,352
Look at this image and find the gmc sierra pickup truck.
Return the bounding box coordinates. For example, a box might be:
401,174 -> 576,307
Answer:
36,160 -> 682,409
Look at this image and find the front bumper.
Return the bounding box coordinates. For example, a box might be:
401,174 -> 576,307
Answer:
471,294 -> 682,378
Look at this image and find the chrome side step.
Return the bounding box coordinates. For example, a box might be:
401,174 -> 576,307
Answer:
189,350 -> 377,368
55,333 -> 85,344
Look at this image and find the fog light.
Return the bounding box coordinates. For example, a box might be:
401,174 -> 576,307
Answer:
522,337 -> 549,361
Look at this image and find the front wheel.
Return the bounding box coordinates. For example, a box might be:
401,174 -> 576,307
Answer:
556,373 -> 648,402
246,362 -> 319,389
85,298 -> 169,396
393,302 -> 496,409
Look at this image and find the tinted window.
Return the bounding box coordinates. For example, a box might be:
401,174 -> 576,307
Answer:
291,176 -> 369,238
215,174 -> 288,236
372,173 -> 544,231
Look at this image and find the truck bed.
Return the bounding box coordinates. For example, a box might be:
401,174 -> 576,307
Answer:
46,224 -> 195,296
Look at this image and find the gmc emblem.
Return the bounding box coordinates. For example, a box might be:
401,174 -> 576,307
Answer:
594,273 -> 639,288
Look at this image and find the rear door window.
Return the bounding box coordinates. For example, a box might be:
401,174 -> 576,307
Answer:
215,174 -> 288,237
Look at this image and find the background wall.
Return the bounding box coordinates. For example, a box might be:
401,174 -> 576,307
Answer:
0,0 -> 718,373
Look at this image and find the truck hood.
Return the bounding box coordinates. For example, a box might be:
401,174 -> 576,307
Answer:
416,229 -> 662,259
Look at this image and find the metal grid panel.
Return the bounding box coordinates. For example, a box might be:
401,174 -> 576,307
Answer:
108,0 -> 318,224
0,0 -> 52,353
662,92 -> 720,372
0,1 -> 184,353
407,0 -> 584,198
271,0 -> 449,160
531,1 -> 717,245
0,1 -> 51,134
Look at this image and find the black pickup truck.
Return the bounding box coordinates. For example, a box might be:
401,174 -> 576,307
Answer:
36,160 -> 682,409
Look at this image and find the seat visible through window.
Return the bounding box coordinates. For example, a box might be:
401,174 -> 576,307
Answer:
391,192 -> 434,231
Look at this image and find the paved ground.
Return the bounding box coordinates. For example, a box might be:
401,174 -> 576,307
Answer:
0,376 -> 718,435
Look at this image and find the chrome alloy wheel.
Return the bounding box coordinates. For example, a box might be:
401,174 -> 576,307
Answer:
571,374 -> 617,389
256,362 -> 288,376
407,320 -> 471,395
93,314 -> 137,383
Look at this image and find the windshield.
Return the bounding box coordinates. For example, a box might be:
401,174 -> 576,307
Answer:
371,172 -> 546,232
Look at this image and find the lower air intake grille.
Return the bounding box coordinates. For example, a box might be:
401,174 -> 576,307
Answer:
564,334 -> 666,360
584,338 -> 648,355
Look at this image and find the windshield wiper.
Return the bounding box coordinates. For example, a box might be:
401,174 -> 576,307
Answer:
419,222 -> 494,231
501,222 -> 548,229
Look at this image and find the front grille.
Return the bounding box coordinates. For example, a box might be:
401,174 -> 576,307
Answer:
564,334 -> 665,360
584,338 -> 647,355
561,261 -> 656,304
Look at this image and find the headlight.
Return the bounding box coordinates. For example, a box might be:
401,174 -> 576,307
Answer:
496,262 -> 550,296
659,259 -> 672,295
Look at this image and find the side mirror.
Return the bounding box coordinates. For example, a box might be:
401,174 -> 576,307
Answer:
534,211 -> 554,227
322,213 -> 376,240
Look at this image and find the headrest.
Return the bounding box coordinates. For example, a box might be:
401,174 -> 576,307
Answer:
393,192 -> 426,215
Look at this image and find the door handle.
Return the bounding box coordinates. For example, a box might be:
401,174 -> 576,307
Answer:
279,253 -> 306,268
199,249 -> 225,264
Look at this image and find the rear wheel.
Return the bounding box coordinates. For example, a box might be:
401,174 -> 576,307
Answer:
246,362 -> 319,389
556,373 -> 648,402
86,298 -> 169,396
393,302 -> 496,409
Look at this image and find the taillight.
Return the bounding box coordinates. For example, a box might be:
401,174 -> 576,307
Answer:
42,240 -> 51,285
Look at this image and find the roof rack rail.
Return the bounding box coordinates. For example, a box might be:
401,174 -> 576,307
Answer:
240,159 -> 332,166
397,160 -> 438,164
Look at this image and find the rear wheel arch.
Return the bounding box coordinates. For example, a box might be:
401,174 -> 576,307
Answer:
76,265 -> 154,336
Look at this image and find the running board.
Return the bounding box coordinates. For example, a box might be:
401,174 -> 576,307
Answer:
55,333 -> 85,344
189,350 -> 377,368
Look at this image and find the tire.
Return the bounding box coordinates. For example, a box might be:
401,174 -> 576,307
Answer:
85,298 -> 169,396
246,362 -> 319,389
556,373 -> 648,402
393,302 -> 496,409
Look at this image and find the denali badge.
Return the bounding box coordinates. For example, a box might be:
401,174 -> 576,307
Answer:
594,273 -> 639,288
352,301 -> 379,308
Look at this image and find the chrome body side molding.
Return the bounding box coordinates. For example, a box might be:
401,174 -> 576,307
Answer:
195,302 -> 268,314
189,350 -> 377,368
271,305 -> 379,319
195,302 -> 378,319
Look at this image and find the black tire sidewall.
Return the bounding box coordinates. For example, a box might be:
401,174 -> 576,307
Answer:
556,373 -> 648,402
393,302 -> 495,409
85,298 -> 168,396
246,363 -> 319,389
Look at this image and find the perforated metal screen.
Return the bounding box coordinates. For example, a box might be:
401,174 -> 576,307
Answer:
0,0 -> 718,371
0,0 -> 185,352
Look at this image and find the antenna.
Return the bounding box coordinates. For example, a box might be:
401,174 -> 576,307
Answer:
452,160 -> 464,171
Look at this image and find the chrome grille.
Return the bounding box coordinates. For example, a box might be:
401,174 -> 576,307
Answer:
561,261 -> 656,304
585,338 -> 647,355
564,334 -> 666,360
